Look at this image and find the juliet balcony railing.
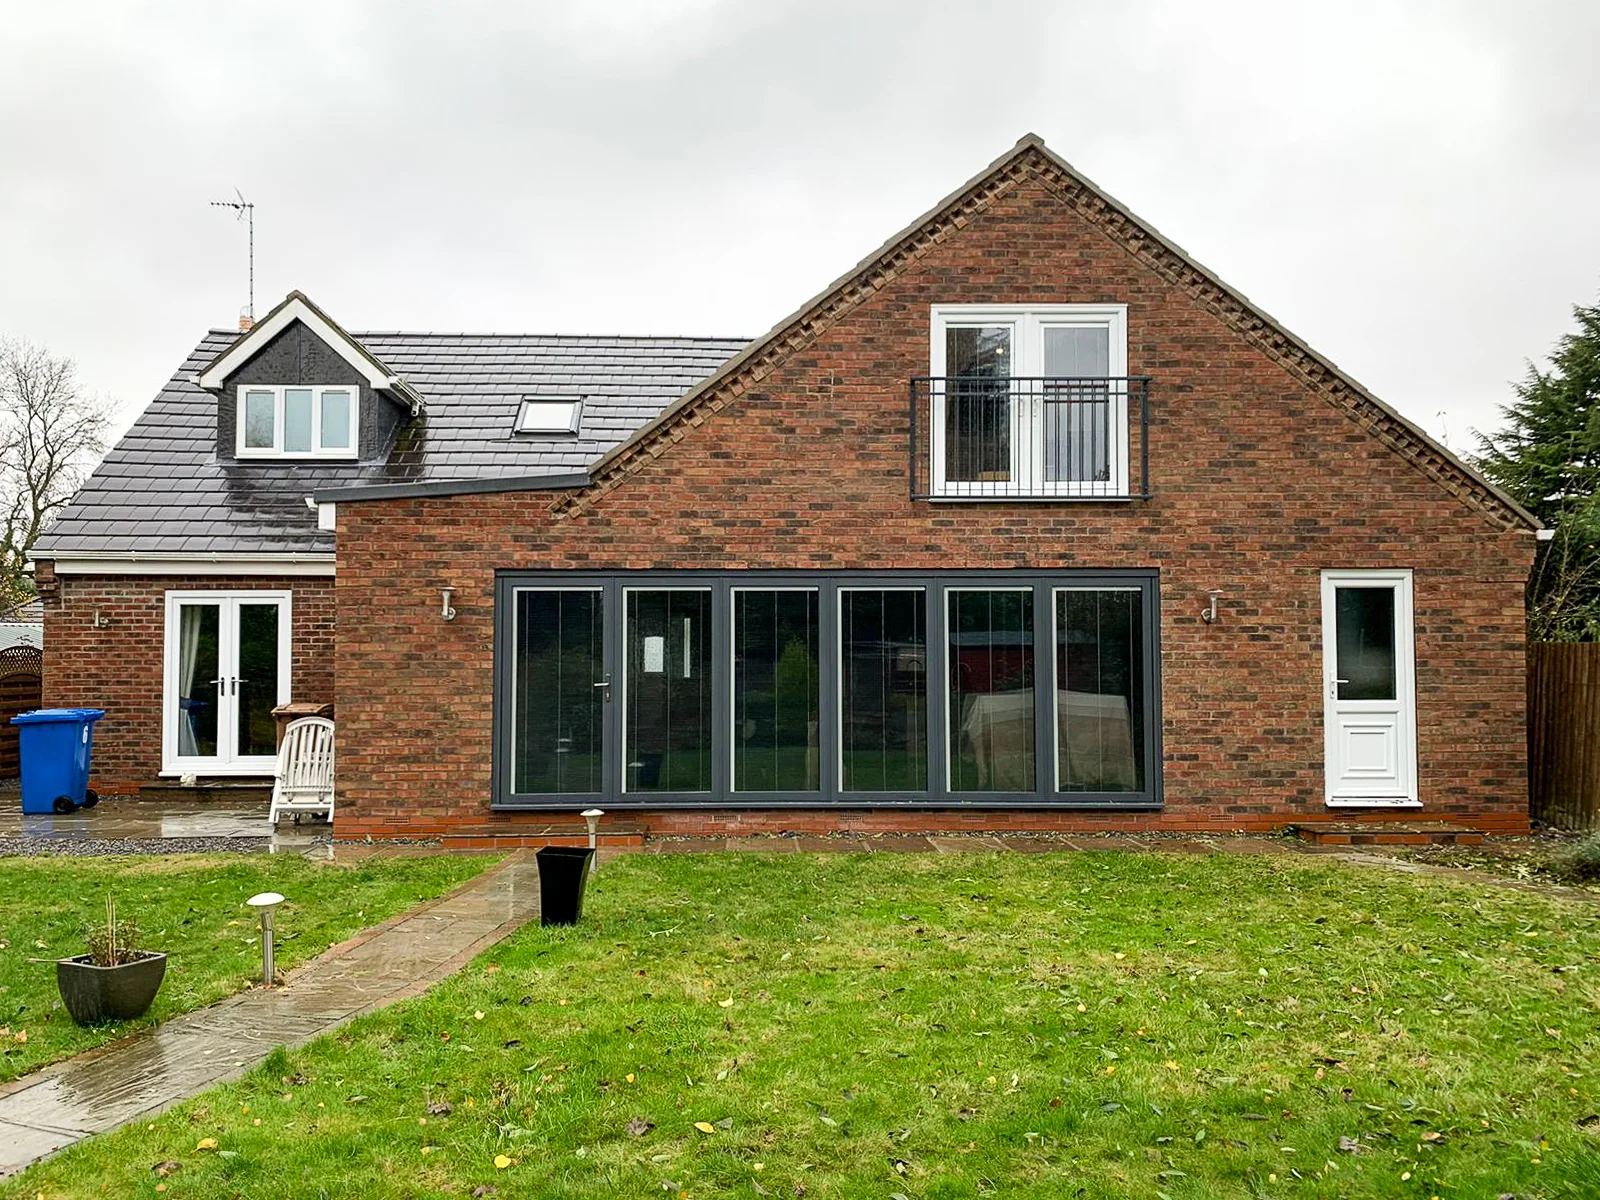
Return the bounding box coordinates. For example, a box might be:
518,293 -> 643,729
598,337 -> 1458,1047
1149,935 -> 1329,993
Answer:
910,375 -> 1151,500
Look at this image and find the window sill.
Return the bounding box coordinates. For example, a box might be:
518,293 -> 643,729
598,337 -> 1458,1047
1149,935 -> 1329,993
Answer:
921,493 -> 1145,503
1324,798 -> 1423,809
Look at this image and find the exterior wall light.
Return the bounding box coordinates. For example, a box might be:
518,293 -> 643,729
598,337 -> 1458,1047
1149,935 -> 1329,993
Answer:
582,808 -> 604,873
246,891 -> 285,986
441,588 -> 456,621
1200,589 -> 1223,625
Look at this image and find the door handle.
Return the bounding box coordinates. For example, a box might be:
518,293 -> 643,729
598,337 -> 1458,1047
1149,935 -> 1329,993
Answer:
592,676 -> 612,702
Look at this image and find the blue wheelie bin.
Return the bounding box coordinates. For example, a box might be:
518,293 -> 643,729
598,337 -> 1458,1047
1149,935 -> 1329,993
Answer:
11,708 -> 105,815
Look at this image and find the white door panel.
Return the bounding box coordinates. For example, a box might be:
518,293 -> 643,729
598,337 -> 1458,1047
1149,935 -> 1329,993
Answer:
1321,572 -> 1418,805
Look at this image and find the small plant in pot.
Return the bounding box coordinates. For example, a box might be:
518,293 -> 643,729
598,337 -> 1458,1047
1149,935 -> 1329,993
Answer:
56,897 -> 167,1025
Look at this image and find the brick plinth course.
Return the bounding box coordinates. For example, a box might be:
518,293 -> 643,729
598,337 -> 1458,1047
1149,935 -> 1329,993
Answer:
32,564 -> 334,793
330,154 -> 1535,840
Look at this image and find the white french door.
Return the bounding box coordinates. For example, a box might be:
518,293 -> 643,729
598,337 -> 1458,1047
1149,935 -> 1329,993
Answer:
163,591 -> 292,775
1320,571 -> 1418,805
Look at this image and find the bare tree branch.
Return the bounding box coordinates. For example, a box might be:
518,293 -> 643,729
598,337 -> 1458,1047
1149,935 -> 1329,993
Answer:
0,338 -> 113,606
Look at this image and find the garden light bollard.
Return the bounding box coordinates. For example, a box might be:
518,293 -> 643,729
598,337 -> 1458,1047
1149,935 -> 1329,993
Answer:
582,809 -> 604,874
246,892 -> 285,986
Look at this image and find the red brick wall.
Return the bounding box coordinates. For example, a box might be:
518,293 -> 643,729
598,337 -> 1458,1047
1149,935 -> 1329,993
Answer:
32,564 -> 335,793
330,170 -> 1533,838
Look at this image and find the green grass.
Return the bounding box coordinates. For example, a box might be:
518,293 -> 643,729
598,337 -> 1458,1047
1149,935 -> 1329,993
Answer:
0,851 -> 496,1083
8,850 -> 1600,1199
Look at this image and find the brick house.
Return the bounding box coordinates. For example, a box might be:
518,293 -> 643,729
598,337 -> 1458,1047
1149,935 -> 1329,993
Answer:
31,135 -> 1540,840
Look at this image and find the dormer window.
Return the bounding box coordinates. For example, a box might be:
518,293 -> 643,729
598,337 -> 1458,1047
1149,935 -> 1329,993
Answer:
237,385 -> 358,459
515,398 -> 583,436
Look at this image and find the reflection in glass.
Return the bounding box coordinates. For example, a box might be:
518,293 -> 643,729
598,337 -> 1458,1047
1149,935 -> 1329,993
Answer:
176,604 -> 219,757
1055,589 -> 1143,792
513,590 -> 604,794
841,589 -> 927,791
1336,587 -> 1397,700
734,590 -> 820,791
284,388 -> 314,453
320,390 -> 352,449
625,590 -> 712,793
243,391 -> 275,449
1041,326 -> 1111,483
949,590 -> 1034,791
945,325 -> 1012,482
236,603 -> 281,758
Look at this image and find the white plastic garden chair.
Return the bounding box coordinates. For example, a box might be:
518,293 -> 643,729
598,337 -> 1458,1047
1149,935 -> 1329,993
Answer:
268,716 -> 335,826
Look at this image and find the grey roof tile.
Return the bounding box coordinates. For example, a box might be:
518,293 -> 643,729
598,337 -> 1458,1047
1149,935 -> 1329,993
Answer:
34,330 -> 745,557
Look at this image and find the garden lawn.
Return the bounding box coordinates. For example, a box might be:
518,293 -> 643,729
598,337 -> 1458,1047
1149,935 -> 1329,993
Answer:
0,851 -> 495,1083
8,849 -> 1600,1199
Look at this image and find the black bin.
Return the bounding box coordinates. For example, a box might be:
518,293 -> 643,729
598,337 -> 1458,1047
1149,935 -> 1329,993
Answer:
536,845 -> 595,926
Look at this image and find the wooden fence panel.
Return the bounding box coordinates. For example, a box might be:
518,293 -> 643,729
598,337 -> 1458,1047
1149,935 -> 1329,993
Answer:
0,645 -> 43,778
1528,642 -> 1600,832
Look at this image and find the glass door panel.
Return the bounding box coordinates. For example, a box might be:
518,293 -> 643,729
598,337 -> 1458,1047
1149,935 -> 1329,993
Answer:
944,325 -> 1013,483
733,589 -> 820,792
1334,587 -> 1397,700
840,588 -> 927,792
235,603 -> 282,759
624,589 -> 713,793
948,589 -> 1034,792
175,602 -> 221,758
1041,325 -> 1111,483
512,589 -> 605,795
1054,589 -> 1143,793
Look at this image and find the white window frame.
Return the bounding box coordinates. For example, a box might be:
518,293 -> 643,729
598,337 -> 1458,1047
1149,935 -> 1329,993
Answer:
160,589 -> 293,776
235,385 -> 359,459
929,304 -> 1128,499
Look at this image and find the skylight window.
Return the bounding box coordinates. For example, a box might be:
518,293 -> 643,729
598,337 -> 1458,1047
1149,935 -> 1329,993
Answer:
516,398 -> 583,436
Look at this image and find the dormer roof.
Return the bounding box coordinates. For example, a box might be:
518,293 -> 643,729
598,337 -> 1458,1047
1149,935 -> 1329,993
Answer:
196,291 -> 424,415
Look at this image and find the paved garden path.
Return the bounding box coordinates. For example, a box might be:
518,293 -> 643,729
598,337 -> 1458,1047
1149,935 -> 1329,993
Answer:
0,849 -> 541,1177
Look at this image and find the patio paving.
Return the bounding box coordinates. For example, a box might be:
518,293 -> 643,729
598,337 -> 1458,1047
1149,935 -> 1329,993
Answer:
0,786 -> 328,857
0,849 -> 541,1177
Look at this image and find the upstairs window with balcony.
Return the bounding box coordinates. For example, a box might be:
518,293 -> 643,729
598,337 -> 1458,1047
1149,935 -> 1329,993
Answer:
916,305 -> 1147,500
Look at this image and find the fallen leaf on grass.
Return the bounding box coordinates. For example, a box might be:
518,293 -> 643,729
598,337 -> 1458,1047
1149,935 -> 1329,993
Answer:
494,1154 -> 513,1169
694,1121 -> 716,1134
151,1161 -> 181,1176
626,1117 -> 654,1136
194,1138 -> 218,1151
718,997 -> 735,1008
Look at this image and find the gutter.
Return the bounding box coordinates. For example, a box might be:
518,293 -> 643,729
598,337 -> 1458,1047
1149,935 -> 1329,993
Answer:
314,471 -> 590,504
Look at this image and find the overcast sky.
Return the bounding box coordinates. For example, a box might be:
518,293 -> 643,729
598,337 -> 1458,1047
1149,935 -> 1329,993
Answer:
2,0 -> 1596,455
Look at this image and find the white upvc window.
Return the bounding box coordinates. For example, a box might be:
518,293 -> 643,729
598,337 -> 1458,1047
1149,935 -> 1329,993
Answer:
236,385 -> 358,459
929,304 -> 1128,499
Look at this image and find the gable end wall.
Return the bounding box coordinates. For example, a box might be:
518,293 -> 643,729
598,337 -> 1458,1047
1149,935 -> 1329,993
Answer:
330,172 -> 1534,840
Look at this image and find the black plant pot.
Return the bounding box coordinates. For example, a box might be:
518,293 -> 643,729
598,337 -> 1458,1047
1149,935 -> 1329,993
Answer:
56,952 -> 167,1024
537,845 -> 595,926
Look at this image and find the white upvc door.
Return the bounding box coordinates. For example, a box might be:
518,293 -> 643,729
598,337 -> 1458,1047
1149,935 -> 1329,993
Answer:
162,590 -> 292,776
1320,570 -> 1418,805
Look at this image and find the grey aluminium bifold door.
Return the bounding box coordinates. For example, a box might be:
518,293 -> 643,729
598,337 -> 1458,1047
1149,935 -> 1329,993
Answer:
496,570 -> 1160,809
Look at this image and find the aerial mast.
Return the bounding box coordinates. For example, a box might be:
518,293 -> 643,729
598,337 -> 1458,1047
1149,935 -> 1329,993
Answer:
209,190 -> 255,324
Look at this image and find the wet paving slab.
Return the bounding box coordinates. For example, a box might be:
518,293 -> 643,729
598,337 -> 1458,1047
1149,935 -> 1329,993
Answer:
0,850 -> 540,1178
